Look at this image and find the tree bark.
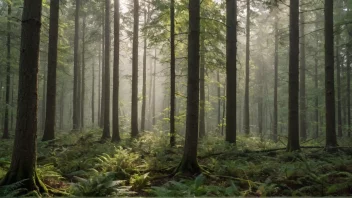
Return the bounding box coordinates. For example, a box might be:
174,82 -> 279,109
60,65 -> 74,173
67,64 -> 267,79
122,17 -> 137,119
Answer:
217,70 -> 221,131
243,0 -> 250,135
176,0 -> 201,174
273,13 -> 278,142
81,12 -> 86,129
2,1 -> 11,139
170,0 -> 176,146
324,0 -> 337,148
100,9 -> 105,128
141,8 -> 147,132
42,0 -> 59,141
152,49 -> 156,126
225,0 -> 237,143
131,0 -> 139,137
0,0 -> 47,192
287,0 -> 300,152
299,9 -> 307,141
347,44 -> 351,137
336,27 -> 342,137
112,0 -> 121,142
199,38 -> 205,138
102,0 -> 111,140
72,0 -> 80,131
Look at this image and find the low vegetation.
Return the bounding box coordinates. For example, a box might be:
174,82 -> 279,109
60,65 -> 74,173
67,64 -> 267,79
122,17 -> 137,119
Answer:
1,130 -> 351,197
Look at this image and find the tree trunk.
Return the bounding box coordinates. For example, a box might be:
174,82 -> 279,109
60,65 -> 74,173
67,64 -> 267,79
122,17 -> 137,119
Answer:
102,0 -> 111,140
175,0 -> 201,174
131,0 -> 139,137
100,9 -> 105,128
287,0 -> 300,152
60,83 -> 64,130
2,2 -> 11,139
10,74 -> 15,131
141,8 -> 147,132
314,51 -> 319,138
72,0 -> 80,131
170,0 -> 176,146
347,45 -> 351,137
273,13 -> 278,142
98,33 -> 101,126
225,0 -> 237,143
199,38 -> 205,138
42,0 -> 59,141
299,9 -> 307,141
41,63 -> 46,131
217,70 -> 221,131
324,0 -> 337,148
112,0 -> 121,142
336,28 -> 342,137
91,57 -> 95,125
81,12 -> 86,129
0,0 -> 47,192
243,0 -> 250,135
152,49 -> 156,126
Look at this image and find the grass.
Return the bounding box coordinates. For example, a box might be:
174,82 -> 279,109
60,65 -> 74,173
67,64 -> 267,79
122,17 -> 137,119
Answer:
0,129 -> 352,196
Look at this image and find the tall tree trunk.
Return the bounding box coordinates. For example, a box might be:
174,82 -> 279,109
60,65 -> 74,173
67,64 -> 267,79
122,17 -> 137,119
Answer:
221,82 -> 226,136
98,34 -> 101,125
273,13 -> 278,142
347,45 -> 351,137
10,74 -> 14,131
41,64 -> 46,131
324,0 -> 337,148
112,0 -> 121,142
287,0 -> 300,152
148,54 -> 153,129
81,12 -> 86,129
314,51 -> 319,138
152,49 -> 156,126
170,0 -> 176,146
2,1 -> 11,139
243,0 -> 250,135
72,0 -> 80,131
42,0 -> 59,141
131,0 -> 139,137
175,0 -> 201,173
100,10 -> 105,128
225,0 -> 237,143
0,0 -> 47,192
199,38 -> 205,138
299,9 -> 307,140
92,58 -> 95,125
60,83 -> 64,130
257,66 -> 263,136
102,0 -> 111,140
336,28 -> 342,137
141,8 -> 147,132
217,70 -> 221,131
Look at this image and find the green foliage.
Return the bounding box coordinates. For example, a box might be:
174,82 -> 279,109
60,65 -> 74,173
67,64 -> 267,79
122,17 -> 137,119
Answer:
0,180 -> 27,197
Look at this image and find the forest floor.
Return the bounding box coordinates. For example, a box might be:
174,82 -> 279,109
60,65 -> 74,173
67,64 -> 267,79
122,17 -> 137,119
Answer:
0,129 -> 352,196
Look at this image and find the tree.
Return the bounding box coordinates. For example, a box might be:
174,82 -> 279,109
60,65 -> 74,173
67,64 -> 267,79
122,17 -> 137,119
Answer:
199,38 -> 205,138
0,0 -> 47,192
225,0 -> 237,143
81,11 -> 86,129
141,7 -> 148,132
175,0 -> 201,173
287,0 -> 300,152
273,12 -> 278,142
324,0 -> 337,148
243,0 -> 250,135
101,0 -> 111,140
112,0 -> 121,142
131,0 -> 139,138
170,0 -> 176,146
72,0 -> 81,131
2,0 -> 11,139
42,0 -> 60,141
336,25 -> 342,138
299,8 -> 306,141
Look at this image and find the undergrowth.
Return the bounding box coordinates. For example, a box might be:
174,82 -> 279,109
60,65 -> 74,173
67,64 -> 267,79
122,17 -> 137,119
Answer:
0,129 -> 351,196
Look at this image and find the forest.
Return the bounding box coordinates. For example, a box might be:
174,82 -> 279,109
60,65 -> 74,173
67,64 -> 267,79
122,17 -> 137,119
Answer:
0,0 -> 351,196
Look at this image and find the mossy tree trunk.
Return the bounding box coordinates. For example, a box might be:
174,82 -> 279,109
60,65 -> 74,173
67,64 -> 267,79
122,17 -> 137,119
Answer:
0,0 -> 47,193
